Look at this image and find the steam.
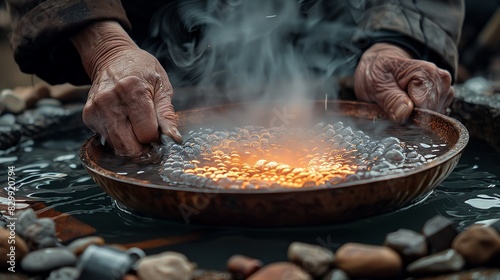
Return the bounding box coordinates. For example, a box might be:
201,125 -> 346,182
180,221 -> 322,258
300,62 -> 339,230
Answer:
144,0 -> 357,111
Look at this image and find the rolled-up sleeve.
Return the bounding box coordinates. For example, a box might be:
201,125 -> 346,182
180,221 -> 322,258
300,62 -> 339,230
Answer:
348,0 -> 464,81
6,0 -> 131,85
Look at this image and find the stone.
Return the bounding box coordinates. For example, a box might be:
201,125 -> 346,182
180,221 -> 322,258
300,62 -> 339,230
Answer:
384,228 -> 428,263
20,248 -> 77,274
227,254 -> 263,279
335,243 -> 402,278
14,208 -> 37,239
407,249 -> 465,276
23,218 -> 59,250
322,269 -> 350,280
0,85 -> 50,113
0,227 -> 29,267
287,241 -> 335,277
136,251 -> 194,280
192,270 -> 233,280
46,267 -> 80,280
36,98 -> 62,108
415,269 -> 500,280
123,275 -> 141,280
66,236 -> 105,256
422,215 -> 458,253
452,225 -> 500,266
247,262 -> 312,280
0,113 -> 16,126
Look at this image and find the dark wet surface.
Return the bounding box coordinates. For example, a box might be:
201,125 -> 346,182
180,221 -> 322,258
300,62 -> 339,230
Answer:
0,130 -> 499,270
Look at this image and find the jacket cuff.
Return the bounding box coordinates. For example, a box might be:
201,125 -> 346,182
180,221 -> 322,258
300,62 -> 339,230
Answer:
9,0 -> 131,85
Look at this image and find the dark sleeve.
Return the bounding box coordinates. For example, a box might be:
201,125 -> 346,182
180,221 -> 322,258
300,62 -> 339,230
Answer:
5,0 -> 132,85
347,0 -> 464,82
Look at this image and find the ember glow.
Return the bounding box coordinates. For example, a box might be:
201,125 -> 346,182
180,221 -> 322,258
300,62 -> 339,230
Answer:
159,122 -> 428,189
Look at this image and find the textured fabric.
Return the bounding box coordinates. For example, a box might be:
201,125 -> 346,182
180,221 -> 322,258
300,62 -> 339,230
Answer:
5,0 -> 464,85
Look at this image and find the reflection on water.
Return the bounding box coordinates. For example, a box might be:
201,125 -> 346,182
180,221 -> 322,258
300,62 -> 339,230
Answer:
0,131 -> 499,268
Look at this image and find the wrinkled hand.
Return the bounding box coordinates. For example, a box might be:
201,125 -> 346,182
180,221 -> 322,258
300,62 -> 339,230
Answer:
72,22 -> 181,156
354,43 -> 454,122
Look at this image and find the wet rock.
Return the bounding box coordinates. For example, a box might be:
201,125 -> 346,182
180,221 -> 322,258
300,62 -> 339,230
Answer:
192,270 -> 233,280
0,227 -> 29,267
36,98 -> 62,108
66,236 -> 105,256
288,241 -> 334,277
0,113 -> 16,126
335,243 -> 402,278
414,269 -> 500,280
422,215 -> 458,253
123,275 -> 140,280
407,249 -> 465,276
227,254 -> 263,279
0,124 -> 22,150
247,262 -> 312,280
20,248 -> 77,274
14,209 -> 37,239
46,267 -> 79,280
136,251 -> 194,280
451,225 -> 500,266
384,228 -> 428,263
322,269 -> 350,280
23,218 -> 59,250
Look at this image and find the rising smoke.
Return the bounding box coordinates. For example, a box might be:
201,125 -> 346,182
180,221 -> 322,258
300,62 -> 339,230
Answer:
144,0 -> 358,106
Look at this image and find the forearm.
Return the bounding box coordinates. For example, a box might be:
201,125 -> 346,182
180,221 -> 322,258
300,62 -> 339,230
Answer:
71,21 -> 138,81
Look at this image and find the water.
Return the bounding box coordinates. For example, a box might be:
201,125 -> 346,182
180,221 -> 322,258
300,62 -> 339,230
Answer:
1,129 -> 499,270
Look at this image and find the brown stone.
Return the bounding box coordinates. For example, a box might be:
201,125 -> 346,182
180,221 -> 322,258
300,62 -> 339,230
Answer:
407,249 -> 465,276
0,227 -> 29,268
452,225 -> 500,266
288,242 -> 335,277
422,215 -> 458,253
136,251 -> 195,280
227,254 -> 263,279
66,236 -> 105,256
335,243 -> 402,278
384,228 -> 428,263
192,270 -> 233,280
0,84 -> 50,113
247,262 -> 312,280
122,275 -> 140,280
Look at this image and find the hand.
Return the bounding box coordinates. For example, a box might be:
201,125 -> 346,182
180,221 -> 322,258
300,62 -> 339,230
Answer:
354,43 -> 454,122
72,22 -> 182,156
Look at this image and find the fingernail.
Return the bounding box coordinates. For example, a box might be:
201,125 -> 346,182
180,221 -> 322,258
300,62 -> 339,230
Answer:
168,127 -> 183,143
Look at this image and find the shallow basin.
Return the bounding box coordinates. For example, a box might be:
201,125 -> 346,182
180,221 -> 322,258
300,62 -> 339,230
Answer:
80,101 -> 469,227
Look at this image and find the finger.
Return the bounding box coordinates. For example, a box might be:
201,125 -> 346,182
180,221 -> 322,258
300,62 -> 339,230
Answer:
154,79 -> 182,144
378,86 -> 415,123
116,77 -> 160,144
105,120 -> 144,156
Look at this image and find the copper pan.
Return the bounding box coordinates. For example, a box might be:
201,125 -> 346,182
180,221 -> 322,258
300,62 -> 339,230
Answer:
80,101 -> 469,227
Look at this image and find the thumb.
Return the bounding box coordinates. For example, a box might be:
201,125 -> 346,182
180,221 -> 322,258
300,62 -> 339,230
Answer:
378,83 -> 415,123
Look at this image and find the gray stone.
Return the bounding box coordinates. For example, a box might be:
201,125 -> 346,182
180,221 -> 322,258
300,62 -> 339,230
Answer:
46,267 -> 80,280
0,113 -> 16,126
36,98 -> 63,108
24,218 -> 59,250
20,248 -> 77,274
322,269 -> 350,280
407,249 -> 465,276
422,215 -> 458,253
288,242 -> 334,277
14,209 -> 37,239
384,228 -> 428,263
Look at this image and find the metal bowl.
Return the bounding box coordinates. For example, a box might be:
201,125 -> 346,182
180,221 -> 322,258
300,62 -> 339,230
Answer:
80,101 -> 469,227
